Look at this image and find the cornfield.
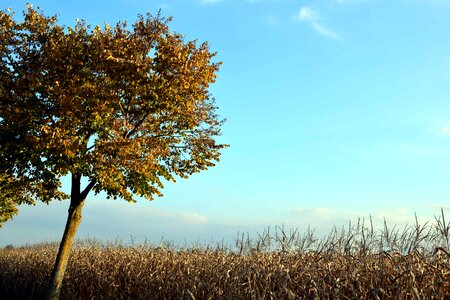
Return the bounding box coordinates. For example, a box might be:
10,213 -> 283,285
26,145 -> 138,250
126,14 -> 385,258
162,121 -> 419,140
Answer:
1,211 -> 449,299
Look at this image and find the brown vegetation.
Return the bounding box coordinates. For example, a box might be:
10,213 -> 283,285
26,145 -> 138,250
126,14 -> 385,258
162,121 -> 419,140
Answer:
1,211 -> 449,299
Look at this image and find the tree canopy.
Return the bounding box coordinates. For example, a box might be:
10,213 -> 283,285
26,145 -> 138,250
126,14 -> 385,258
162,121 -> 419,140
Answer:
0,5 -> 226,221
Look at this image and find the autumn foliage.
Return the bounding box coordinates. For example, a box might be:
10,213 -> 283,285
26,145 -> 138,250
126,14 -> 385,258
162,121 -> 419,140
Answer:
1,5 -> 225,206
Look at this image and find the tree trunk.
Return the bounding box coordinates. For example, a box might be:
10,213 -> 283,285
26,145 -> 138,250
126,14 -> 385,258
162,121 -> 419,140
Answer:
45,174 -> 87,300
45,197 -> 85,300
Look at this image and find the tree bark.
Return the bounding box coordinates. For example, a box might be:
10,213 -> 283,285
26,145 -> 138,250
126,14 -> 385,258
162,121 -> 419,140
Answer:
45,174 -> 91,300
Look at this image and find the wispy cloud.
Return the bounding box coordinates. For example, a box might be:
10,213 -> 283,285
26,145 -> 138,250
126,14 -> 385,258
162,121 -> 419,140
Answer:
427,123 -> 450,136
297,6 -> 339,39
290,207 -> 437,230
311,22 -> 339,39
0,200 -> 210,247
298,6 -> 318,21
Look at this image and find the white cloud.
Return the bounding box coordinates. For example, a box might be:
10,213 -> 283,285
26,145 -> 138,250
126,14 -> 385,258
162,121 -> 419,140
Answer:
312,22 -> 339,39
427,123 -> 450,136
290,207 -> 437,231
298,6 -> 318,21
297,6 -> 339,39
2,200 -> 448,249
0,200 -> 210,247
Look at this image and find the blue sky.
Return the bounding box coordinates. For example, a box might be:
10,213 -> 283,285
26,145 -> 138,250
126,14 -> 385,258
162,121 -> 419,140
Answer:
1,0 -> 450,247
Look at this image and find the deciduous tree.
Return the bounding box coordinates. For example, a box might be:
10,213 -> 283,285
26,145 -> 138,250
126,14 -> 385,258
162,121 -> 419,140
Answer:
0,5 -> 226,299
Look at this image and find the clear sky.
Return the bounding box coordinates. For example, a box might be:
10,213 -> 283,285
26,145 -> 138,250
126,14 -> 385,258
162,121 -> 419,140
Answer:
1,0 -> 450,247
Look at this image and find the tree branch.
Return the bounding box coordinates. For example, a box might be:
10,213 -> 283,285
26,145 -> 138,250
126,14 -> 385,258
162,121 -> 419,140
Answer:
80,179 -> 96,200
83,130 -> 96,153
125,112 -> 150,138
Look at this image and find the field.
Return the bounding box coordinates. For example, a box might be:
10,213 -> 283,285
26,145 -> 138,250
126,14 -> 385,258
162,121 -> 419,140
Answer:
1,212 -> 449,299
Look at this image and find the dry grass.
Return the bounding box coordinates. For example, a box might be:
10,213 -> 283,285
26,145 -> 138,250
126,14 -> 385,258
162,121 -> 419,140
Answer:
0,210 -> 449,299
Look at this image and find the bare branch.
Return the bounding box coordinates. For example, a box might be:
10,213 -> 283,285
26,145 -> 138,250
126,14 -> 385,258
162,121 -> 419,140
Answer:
80,179 -> 96,200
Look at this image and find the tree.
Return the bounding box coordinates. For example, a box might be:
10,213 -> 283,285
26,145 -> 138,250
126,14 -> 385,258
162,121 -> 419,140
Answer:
0,5 -> 227,299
